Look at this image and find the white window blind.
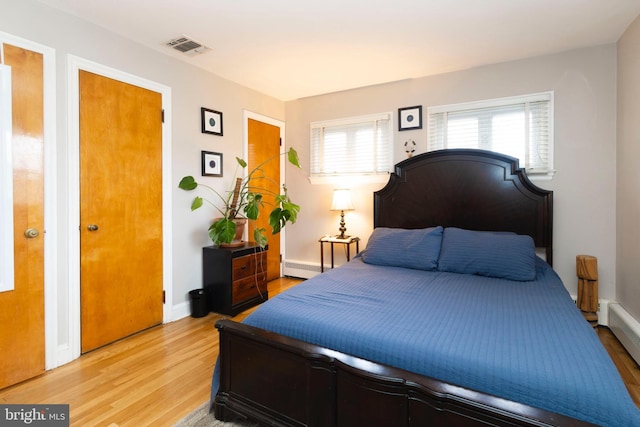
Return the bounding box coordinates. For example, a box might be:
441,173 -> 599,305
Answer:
310,113 -> 393,180
428,92 -> 554,176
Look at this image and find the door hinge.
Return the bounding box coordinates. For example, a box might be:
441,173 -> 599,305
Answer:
161,109 -> 165,123
280,253 -> 282,262
162,290 -> 166,304
280,137 -> 282,147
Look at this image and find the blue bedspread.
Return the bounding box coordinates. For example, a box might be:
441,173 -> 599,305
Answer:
213,257 -> 640,426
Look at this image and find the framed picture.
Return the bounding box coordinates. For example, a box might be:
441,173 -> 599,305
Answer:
398,106 -> 422,131
202,151 -> 223,177
201,107 -> 223,136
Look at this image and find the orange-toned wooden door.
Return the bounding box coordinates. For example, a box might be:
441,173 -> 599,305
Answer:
0,44 -> 46,389
247,118 -> 281,280
79,71 -> 163,353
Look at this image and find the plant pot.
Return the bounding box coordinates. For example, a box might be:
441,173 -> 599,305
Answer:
220,218 -> 247,247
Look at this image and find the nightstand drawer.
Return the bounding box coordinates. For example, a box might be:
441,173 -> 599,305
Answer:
233,252 -> 267,280
232,273 -> 267,305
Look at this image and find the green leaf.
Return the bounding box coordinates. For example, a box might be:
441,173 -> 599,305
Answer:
268,208 -> 281,234
178,176 -> 197,190
244,203 -> 259,220
282,200 -> 300,223
253,228 -> 268,248
236,157 -> 247,168
287,147 -> 301,168
275,194 -> 300,224
209,218 -> 236,245
190,196 -> 203,211
244,192 -> 263,220
269,208 -> 290,234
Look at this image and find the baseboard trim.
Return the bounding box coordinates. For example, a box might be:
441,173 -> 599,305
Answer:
171,301 -> 190,322
56,343 -> 73,367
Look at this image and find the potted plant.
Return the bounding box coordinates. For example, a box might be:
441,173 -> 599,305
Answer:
178,147 -> 301,248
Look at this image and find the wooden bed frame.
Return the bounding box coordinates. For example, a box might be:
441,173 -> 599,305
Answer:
212,150 -> 594,426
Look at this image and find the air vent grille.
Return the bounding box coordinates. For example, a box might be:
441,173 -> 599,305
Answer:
164,36 -> 210,56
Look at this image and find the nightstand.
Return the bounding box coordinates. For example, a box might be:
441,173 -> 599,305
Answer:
203,243 -> 268,316
319,235 -> 360,272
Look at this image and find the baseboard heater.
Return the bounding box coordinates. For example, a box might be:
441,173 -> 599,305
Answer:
609,302 -> 640,366
283,259 -> 322,279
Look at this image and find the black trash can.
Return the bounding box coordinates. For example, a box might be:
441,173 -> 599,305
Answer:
189,289 -> 208,318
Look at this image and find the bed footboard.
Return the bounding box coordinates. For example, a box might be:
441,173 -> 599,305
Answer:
213,319 -> 594,427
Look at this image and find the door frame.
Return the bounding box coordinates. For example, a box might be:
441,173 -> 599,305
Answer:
67,55 -> 172,362
243,110 -> 285,276
0,31 -> 57,370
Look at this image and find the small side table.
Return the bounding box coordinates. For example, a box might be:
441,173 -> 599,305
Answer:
319,235 -> 360,272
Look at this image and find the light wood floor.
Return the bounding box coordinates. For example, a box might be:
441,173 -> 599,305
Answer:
0,277 -> 639,426
0,278 -> 299,427
597,326 -> 640,405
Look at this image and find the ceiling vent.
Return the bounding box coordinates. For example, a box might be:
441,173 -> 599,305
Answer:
164,36 -> 211,56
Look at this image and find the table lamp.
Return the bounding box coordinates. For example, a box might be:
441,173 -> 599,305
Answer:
331,189 -> 354,239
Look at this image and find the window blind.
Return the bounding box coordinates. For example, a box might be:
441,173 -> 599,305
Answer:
427,92 -> 553,175
310,113 -> 392,177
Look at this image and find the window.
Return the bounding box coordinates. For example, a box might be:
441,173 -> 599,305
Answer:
310,112 -> 393,183
427,92 -> 554,177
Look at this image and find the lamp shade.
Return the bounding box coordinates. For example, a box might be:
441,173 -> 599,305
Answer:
331,189 -> 354,211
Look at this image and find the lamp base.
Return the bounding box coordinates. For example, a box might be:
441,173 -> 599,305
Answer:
336,210 -> 349,240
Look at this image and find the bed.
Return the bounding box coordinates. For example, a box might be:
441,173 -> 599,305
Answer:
210,149 -> 640,426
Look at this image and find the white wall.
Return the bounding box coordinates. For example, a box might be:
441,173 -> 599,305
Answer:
285,45 -> 618,299
1,0 -> 626,368
617,15 -> 640,321
1,0 -> 284,364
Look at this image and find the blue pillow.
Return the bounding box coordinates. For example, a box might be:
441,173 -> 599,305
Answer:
437,227 -> 536,281
362,226 -> 443,271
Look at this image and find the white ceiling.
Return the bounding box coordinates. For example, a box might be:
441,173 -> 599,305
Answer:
37,0 -> 640,101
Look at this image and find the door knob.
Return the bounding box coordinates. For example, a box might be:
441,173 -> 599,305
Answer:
24,228 -> 39,238
87,224 -> 99,232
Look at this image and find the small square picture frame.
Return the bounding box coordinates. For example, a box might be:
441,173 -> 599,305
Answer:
202,151 -> 223,177
398,106 -> 422,131
201,107 -> 223,136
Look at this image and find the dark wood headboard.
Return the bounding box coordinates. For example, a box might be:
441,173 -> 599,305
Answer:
374,149 -> 553,265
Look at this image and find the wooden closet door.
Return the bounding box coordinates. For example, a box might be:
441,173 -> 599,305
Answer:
247,118 -> 281,280
79,71 -> 163,353
0,44 -> 46,389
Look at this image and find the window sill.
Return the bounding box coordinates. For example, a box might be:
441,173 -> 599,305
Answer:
308,174 -> 390,185
527,169 -> 556,181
